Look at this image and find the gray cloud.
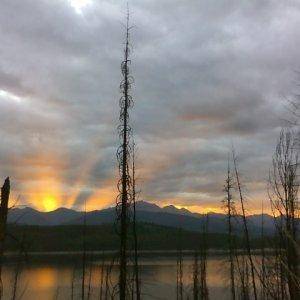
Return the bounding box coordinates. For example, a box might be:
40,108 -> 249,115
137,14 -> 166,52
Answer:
0,0 -> 299,211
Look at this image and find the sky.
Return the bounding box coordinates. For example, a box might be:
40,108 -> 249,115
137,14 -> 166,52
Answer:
0,0 -> 300,213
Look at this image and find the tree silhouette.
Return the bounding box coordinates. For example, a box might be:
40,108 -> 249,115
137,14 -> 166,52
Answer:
116,8 -> 134,299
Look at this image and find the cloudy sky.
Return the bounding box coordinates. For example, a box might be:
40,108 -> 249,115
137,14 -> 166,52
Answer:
0,0 -> 299,212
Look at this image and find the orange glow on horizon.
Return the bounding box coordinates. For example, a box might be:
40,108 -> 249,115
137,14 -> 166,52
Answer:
13,150 -> 270,214
169,204 -> 223,214
156,200 -> 272,215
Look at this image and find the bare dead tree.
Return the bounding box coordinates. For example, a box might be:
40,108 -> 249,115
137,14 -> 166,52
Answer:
222,159 -> 236,300
87,258 -> 93,300
265,193 -> 287,300
81,201 -> 87,300
192,251 -> 199,300
176,228 -> 183,300
104,265 -> 110,300
232,151 -> 257,300
265,207 -> 288,300
260,201 -> 266,300
116,7 -> 134,299
0,177 -> 10,299
99,254 -> 105,300
199,215 -> 209,300
235,254 -> 250,300
104,256 -> 115,300
269,128 -> 300,299
11,232 -> 27,300
71,266 -> 76,300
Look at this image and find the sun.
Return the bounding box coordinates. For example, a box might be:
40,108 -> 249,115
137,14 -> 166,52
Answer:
43,196 -> 57,212
68,0 -> 92,14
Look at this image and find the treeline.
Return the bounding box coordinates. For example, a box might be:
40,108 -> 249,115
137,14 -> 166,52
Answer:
3,223 -> 269,253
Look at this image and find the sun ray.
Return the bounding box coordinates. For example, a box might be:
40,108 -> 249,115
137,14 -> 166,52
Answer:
68,0 -> 92,14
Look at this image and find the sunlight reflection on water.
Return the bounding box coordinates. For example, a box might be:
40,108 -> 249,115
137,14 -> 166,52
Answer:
2,256 -> 231,299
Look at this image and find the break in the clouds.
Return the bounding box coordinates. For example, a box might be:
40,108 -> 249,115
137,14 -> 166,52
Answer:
0,0 -> 299,212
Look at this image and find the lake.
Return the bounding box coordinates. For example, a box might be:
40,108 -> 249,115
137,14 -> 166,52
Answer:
1,255 -> 235,299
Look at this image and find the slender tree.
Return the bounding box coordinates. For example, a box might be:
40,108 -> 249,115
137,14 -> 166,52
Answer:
260,201 -> 266,300
232,151 -> 257,300
0,177 -> 10,299
176,227 -> 183,300
71,266 -> 76,300
199,215 -> 209,300
11,233 -> 26,300
192,251 -> 199,300
116,7 -> 134,298
99,254 -> 105,300
235,253 -> 250,300
87,262 -> 93,300
81,201 -> 87,300
223,159 -> 236,300
269,129 -> 300,299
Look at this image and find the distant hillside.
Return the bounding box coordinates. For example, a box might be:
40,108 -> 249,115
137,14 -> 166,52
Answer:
5,223 -> 253,252
7,201 -> 276,236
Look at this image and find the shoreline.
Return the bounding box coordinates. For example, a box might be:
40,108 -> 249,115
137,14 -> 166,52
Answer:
3,248 -> 275,258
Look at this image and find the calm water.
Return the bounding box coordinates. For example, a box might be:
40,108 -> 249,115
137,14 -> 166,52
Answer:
2,256 -> 232,299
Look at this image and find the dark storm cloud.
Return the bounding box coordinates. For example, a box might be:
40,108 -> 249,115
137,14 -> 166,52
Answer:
0,0 -> 299,210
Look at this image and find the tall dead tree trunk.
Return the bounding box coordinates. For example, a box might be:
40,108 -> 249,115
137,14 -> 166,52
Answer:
176,228 -> 183,300
199,215 -> 209,300
81,201 -> 87,300
192,251 -> 199,300
223,159 -> 236,300
232,151 -> 257,300
260,202 -> 266,300
11,232 -> 26,300
116,8 -> 134,300
99,254 -> 105,300
269,129 -> 300,299
0,177 -> 10,299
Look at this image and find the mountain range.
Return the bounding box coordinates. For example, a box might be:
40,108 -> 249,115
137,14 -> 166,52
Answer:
8,201 -> 275,236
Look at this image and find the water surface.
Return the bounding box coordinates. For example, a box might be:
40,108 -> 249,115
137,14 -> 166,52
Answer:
2,256 -> 232,299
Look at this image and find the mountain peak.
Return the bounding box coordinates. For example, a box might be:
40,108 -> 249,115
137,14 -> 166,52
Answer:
46,207 -> 76,213
162,205 -> 193,216
135,201 -> 161,212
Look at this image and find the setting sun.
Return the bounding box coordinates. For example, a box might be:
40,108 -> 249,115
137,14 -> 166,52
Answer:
42,196 -> 57,212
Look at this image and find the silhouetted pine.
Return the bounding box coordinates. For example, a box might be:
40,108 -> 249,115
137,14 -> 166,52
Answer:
232,151 -> 257,300
192,251 -> 199,300
269,129 -> 300,299
222,158 -> 236,300
71,267 -> 76,300
99,254 -> 105,300
176,228 -> 183,300
11,232 -> 26,300
87,256 -> 93,300
81,201 -> 87,300
199,215 -> 209,300
116,7 -> 134,299
235,254 -> 250,300
0,177 -> 10,299
260,201 -> 266,300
